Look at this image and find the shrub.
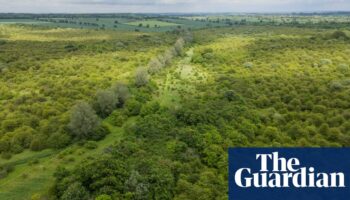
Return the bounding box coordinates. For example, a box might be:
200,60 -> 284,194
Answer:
90,123 -> 110,141
243,62 -> 254,69
337,64 -> 349,73
112,82 -> 130,106
68,102 -> 100,139
94,89 -> 118,118
61,182 -> 89,200
329,81 -> 343,91
330,31 -> 348,39
320,59 -> 332,66
108,110 -> 127,127
31,193 -> 42,200
1,152 -> 12,160
30,135 -> 47,151
95,195 -> 112,200
21,173 -> 29,179
135,67 -> 149,87
148,58 -> 163,74
224,90 -> 239,101
64,44 -> 79,52
11,144 -> 24,154
0,165 -> 14,179
48,132 -> 71,149
84,141 -> 98,150
174,38 -> 185,56
11,126 -> 34,149
28,159 -> 40,165
126,99 -> 142,116
0,62 -> 7,73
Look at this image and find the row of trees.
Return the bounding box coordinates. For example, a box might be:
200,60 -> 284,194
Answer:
135,30 -> 193,87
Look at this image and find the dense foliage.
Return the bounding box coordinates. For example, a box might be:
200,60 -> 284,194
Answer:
0,14 -> 349,200
0,24 -> 177,156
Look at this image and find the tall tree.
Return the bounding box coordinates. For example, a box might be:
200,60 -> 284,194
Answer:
68,102 -> 100,139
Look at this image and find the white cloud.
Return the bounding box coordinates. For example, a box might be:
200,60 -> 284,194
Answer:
0,0 -> 349,13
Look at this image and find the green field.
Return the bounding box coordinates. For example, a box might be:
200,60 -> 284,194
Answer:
0,16 -> 229,32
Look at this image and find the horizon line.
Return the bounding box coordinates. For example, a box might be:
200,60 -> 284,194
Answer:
1,10 -> 350,15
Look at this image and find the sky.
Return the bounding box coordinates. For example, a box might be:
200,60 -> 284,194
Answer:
0,0 -> 349,13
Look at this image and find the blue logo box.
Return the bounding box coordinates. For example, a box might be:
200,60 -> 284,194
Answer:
229,148 -> 350,200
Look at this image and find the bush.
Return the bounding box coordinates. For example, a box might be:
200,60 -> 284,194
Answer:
329,81 -> 343,91
68,102 -> 100,139
320,59 -> 332,66
148,58 -> 163,74
11,144 -> 24,154
95,194 -> 112,200
94,89 -> 118,118
112,82 -> 130,106
135,67 -> 149,87
108,110 -> 127,127
140,101 -> 160,116
84,141 -> 98,150
21,173 -> 29,179
1,152 -> 12,160
11,126 -> 34,149
90,123 -> 110,141
224,90 -> 241,101
126,99 -> 142,116
0,165 -> 14,179
330,31 -> 348,39
48,132 -> 71,149
61,182 -> 89,200
174,38 -> 185,56
30,135 -> 47,151
243,62 -> 254,68
0,62 -> 7,73
337,64 -> 349,73
28,159 -> 40,165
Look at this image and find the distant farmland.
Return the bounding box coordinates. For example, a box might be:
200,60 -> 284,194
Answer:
0,16 -> 230,32
125,20 -> 180,27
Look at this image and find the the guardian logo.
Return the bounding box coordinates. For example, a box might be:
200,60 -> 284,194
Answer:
234,152 -> 345,188
229,148 -> 350,200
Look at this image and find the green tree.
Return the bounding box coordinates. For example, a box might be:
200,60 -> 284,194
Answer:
174,38 -> 185,56
94,89 -> 118,118
148,58 -> 163,74
95,194 -> 112,200
112,82 -> 130,106
68,102 -> 100,139
61,182 -> 89,200
135,67 -> 149,87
